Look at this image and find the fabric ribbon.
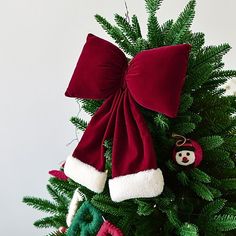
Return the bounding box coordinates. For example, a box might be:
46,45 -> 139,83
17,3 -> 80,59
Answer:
64,34 -> 191,202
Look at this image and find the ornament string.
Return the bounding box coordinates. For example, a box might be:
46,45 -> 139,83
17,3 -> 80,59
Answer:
123,0 -> 130,23
172,133 -> 188,146
66,99 -> 81,146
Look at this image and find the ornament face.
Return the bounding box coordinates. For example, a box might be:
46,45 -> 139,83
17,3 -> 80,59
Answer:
173,139 -> 203,167
175,148 -> 195,166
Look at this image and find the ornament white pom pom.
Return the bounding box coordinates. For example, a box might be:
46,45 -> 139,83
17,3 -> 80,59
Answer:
66,188 -> 84,227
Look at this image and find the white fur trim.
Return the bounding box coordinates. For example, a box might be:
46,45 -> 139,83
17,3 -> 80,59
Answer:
109,168 -> 164,202
64,156 -> 107,193
66,188 -> 84,227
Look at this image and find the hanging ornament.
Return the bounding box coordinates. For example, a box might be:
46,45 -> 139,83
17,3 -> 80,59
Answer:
172,134 -> 203,167
58,226 -> 67,234
66,201 -> 103,236
97,220 -> 124,236
66,188 -> 84,227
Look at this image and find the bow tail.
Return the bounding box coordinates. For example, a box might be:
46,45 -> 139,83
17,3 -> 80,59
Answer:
109,91 -> 164,202
64,94 -> 119,193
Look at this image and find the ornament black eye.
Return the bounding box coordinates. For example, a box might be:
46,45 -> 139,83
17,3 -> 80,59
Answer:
178,153 -> 182,157
186,152 -> 190,156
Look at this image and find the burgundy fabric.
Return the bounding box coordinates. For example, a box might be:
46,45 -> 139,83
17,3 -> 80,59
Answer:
65,34 -> 191,178
97,221 -> 123,236
65,34 -> 128,99
49,170 -> 68,181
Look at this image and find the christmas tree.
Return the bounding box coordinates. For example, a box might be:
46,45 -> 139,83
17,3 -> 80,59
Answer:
23,0 -> 236,235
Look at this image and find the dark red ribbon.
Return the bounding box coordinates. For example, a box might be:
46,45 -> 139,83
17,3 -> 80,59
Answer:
65,34 -> 190,187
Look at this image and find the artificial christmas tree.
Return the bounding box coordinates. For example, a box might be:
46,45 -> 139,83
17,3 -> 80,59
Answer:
23,0 -> 236,235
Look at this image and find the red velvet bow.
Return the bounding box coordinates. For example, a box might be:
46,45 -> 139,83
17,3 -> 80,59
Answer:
64,34 -> 191,201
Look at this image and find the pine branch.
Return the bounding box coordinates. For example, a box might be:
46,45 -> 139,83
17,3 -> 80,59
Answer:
189,169 -> 211,184
199,136 -> 224,151
94,14 -> 113,33
153,114 -> 169,131
194,44 -> 231,68
131,15 -> 142,38
177,171 -> 190,186
145,0 -> 163,14
95,14 -> 136,56
80,99 -> 103,116
191,182 -> 214,201
173,122 -> 196,135
179,94 -> 193,113
48,178 -> 75,199
189,32 -> 205,53
165,0 -> 196,45
205,149 -> 235,169
165,209 -> 181,228
201,199 -> 226,217
222,136 -> 236,152
209,70 -> 236,81
134,38 -> 149,52
114,14 -> 138,42
23,197 -> 58,214
210,214 -> 236,232
178,223 -> 198,236
34,215 -> 65,229
70,116 -> 87,131
161,19 -> 173,36
47,184 -> 69,207
221,178 -> 236,190
135,199 -> 155,216
185,63 -> 213,91
147,13 -> 163,47
91,194 -> 132,217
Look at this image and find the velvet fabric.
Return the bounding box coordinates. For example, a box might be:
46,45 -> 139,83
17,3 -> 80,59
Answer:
65,34 -> 191,188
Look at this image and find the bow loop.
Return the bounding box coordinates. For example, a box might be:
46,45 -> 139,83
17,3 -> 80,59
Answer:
65,34 -> 127,99
125,44 -> 191,117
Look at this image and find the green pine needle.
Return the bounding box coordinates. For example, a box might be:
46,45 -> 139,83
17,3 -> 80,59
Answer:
114,14 -> 138,42
23,197 -> 58,214
131,15 -> 142,38
201,199 -> 227,217
165,0 -> 196,45
178,223 -> 199,236
33,215 -> 65,229
191,182 -> 214,201
199,136 -> 224,151
211,214 -> 236,232
189,169 -> 211,184
145,0 -> 163,14
70,116 -> 88,131
147,13 -> 163,47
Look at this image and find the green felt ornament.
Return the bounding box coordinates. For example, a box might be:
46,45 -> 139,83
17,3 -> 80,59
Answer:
66,201 -> 103,236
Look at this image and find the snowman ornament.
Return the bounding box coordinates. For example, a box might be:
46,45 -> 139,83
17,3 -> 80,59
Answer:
172,137 -> 203,167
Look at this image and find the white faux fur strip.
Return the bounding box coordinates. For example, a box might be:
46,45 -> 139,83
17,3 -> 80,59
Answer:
64,156 -> 107,193
66,188 -> 84,227
109,168 -> 164,202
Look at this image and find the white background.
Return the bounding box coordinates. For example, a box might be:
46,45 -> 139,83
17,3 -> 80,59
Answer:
0,0 -> 235,235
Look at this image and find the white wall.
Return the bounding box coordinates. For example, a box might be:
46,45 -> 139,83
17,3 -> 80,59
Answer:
0,0 -> 235,235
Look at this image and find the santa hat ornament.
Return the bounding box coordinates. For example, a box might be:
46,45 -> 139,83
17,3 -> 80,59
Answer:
66,188 -> 84,227
64,34 -> 191,202
172,135 -> 203,167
